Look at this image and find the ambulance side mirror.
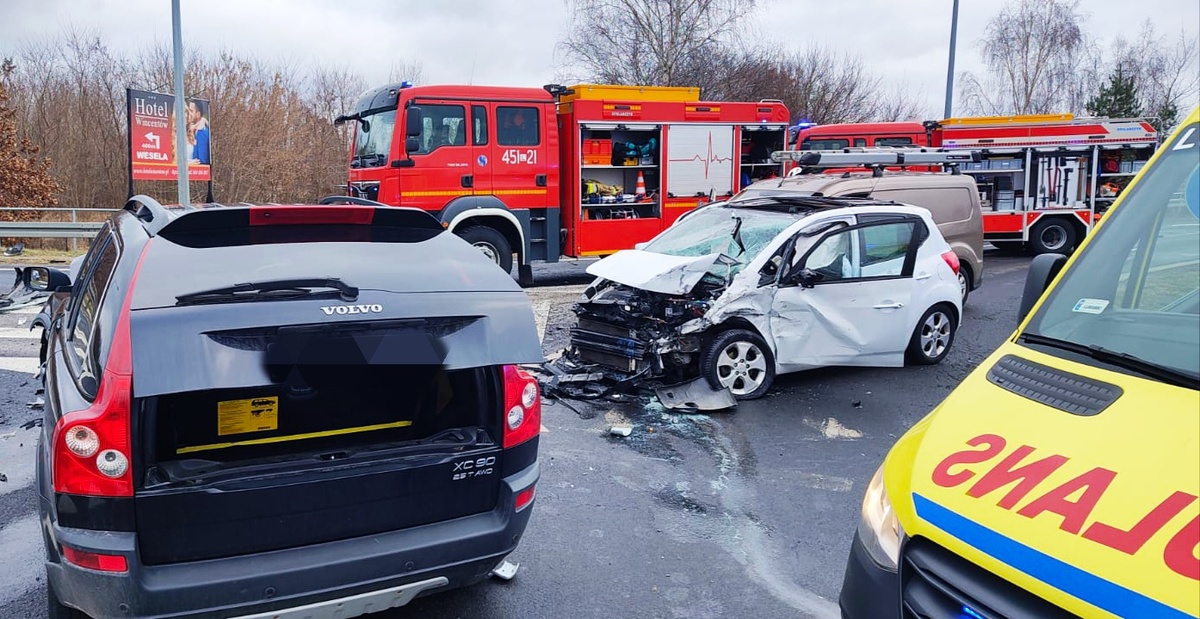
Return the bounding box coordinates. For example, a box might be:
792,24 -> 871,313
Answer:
1019,253 -> 1068,321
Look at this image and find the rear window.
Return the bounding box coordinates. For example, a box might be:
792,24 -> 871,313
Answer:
131,224 -> 517,309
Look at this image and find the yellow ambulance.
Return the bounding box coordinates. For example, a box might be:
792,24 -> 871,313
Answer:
839,107 -> 1200,618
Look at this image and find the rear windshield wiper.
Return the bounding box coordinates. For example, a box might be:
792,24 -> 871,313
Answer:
1020,332 -> 1200,389
176,278 -> 359,306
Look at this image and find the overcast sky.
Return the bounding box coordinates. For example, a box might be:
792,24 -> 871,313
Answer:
1,0 -> 1197,117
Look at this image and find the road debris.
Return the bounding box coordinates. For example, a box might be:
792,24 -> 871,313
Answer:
609,422 -> 638,436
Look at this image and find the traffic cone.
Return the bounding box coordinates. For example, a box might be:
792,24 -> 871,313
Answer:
635,171 -> 646,198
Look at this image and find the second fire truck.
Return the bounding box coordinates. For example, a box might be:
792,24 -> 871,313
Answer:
791,114 -> 1160,254
336,82 -> 790,283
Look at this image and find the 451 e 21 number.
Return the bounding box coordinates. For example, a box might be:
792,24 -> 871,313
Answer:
501,149 -> 537,165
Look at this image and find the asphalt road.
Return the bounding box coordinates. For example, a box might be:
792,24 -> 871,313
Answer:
0,253 -> 1034,618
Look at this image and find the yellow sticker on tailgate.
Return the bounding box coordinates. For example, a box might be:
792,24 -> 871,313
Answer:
217,397 -> 279,436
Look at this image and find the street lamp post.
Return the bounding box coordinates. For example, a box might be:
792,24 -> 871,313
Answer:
171,0 -> 189,207
944,0 -> 960,120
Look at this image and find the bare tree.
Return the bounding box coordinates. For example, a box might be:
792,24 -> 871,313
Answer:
558,0 -> 756,86
774,46 -> 884,125
872,81 -> 932,122
959,0 -> 1092,115
0,29 -> 422,216
1110,21 -> 1199,131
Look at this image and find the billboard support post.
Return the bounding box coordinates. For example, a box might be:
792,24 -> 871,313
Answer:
171,0 -> 189,207
125,88 -> 134,200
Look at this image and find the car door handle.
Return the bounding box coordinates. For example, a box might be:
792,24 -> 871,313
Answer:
873,302 -> 905,309
915,272 -> 932,281
461,174 -> 474,188
535,174 -> 547,187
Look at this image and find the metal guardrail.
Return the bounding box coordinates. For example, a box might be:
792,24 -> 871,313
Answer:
0,207 -> 118,239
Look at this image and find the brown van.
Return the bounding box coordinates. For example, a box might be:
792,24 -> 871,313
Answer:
735,172 -> 984,303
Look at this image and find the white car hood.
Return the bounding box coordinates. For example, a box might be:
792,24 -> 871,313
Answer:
585,250 -> 731,295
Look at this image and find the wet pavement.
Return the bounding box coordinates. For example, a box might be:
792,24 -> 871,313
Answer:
0,253 -> 1032,618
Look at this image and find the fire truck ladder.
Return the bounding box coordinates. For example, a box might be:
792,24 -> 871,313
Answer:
772,147 -> 982,177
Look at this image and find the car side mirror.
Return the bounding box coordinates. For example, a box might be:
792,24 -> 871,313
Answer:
22,266 -> 71,292
1018,253 -> 1068,321
757,257 -> 780,287
404,136 -> 420,157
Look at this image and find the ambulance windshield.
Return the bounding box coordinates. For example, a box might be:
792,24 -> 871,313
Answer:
351,108 -> 396,168
1022,122 -> 1200,388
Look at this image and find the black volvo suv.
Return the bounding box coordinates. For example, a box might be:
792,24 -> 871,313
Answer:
29,196 -> 544,618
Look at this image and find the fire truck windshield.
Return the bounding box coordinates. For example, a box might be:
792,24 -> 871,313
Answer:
1021,122 -> 1200,388
351,108 -> 396,168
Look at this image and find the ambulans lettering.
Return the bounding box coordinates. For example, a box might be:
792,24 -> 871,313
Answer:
932,433 -> 1200,580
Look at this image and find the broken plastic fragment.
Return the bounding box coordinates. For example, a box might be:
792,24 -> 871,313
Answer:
655,377 -> 737,411
490,557 -> 519,581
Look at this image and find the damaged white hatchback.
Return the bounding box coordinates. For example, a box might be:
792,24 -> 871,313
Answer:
568,196 -> 963,399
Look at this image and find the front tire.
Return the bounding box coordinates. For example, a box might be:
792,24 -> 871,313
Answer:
701,329 -> 775,400
906,304 -> 957,365
457,225 -> 514,273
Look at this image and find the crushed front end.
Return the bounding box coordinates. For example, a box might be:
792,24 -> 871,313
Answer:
567,275 -> 725,379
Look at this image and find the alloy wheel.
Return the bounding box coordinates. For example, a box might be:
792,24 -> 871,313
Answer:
715,341 -> 768,396
919,310 -> 952,359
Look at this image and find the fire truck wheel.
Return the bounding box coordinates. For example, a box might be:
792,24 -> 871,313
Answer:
458,225 -> 514,273
1029,219 -> 1076,255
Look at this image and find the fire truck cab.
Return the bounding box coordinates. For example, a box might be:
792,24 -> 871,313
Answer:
338,82 -> 789,284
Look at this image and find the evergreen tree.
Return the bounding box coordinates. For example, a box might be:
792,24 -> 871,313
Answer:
1086,65 -> 1143,118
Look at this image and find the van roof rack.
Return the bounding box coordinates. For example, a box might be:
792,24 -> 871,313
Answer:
771,147 -> 981,178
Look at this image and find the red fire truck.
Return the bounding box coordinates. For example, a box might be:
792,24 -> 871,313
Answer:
789,114 -> 1160,254
335,82 -> 790,284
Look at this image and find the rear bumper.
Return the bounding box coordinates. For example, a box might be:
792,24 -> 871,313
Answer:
43,461 -> 539,619
838,530 -> 901,619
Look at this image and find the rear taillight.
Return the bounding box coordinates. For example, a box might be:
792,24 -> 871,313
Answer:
51,242 -> 149,498
52,371 -> 134,497
502,365 -> 540,448
941,250 -> 961,276
250,205 -> 375,226
61,546 -> 128,572
515,486 -> 536,511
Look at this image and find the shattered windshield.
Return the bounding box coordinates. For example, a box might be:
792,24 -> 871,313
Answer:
351,108 -> 396,168
642,206 -> 796,261
1023,122 -> 1200,386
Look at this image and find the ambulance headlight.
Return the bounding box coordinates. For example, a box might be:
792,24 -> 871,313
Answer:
857,464 -> 902,571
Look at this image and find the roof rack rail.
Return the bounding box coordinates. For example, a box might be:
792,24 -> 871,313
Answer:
124,195 -> 177,237
771,147 -> 980,166
317,195 -> 388,206
772,147 -> 981,178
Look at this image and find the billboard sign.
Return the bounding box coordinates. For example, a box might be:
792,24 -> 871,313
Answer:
128,88 -> 211,181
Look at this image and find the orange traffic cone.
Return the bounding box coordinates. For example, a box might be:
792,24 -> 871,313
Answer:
635,171 -> 646,198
